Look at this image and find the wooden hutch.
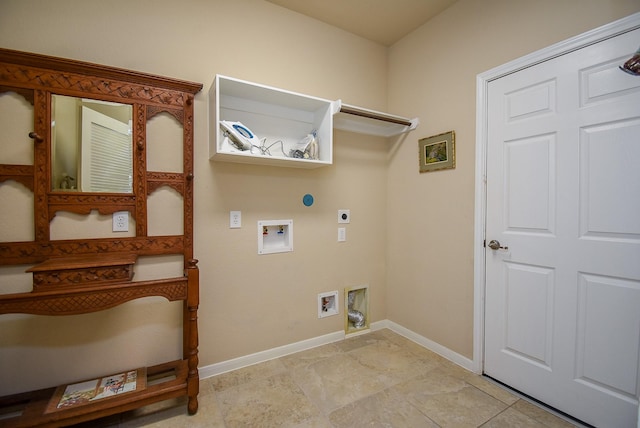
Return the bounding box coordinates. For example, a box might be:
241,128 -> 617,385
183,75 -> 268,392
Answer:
0,48 -> 202,426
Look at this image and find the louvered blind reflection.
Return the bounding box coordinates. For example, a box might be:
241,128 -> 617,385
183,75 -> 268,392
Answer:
89,122 -> 132,193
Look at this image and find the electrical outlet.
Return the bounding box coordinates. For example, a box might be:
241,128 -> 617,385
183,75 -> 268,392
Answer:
338,209 -> 350,224
112,211 -> 129,232
230,211 -> 241,228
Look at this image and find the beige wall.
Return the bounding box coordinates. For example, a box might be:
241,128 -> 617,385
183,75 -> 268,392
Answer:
386,0 -> 640,358
0,0 -> 389,395
0,0 -> 638,396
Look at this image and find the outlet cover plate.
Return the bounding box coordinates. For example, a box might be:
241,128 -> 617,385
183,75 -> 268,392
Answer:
113,211 -> 129,232
338,209 -> 350,223
230,211 -> 241,228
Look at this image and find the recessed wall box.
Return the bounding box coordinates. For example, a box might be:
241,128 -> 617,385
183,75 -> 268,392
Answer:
318,290 -> 339,318
345,285 -> 369,335
258,219 -> 293,254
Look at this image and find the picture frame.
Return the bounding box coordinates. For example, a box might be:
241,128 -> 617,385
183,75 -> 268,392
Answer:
419,131 -> 455,173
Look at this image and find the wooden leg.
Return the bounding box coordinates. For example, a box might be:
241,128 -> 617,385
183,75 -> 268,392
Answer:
185,260 -> 200,415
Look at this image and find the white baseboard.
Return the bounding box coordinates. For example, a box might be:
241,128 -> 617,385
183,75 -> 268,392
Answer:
383,320 -> 475,372
198,330 -> 345,379
199,319 -> 473,379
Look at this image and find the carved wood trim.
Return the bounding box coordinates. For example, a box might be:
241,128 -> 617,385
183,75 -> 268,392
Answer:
0,84 -> 34,104
0,164 -> 34,190
47,193 -> 137,219
31,265 -> 134,290
0,277 -> 188,315
33,89 -> 49,242
134,103 -> 148,237
0,49 -> 201,264
0,236 -> 185,265
0,63 -> 195,109
183,94 -> 195,262
28,253 -> 137,290
0,48 -> 202,95
147,171 -> 184,196
147,105 -> 184,124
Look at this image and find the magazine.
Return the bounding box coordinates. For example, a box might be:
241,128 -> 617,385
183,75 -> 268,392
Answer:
46,368 -> 145,412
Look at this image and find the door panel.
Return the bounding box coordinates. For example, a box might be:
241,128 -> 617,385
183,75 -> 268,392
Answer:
503,262 -> 554,367
484,27 -> 640,427
576,274 -> 640,398
504,134 -> 555,233
580,120 -> 640,238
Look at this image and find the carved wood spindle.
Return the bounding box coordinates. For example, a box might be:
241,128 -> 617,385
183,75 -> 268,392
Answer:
185,258 -> 200,414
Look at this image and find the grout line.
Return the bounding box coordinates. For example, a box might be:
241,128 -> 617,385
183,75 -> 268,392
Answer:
483,376 -> 593,428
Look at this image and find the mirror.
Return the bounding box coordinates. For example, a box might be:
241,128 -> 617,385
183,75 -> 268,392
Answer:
51,95 -> 133,193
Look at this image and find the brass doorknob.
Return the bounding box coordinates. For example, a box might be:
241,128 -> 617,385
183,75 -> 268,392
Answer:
488,240 -> 508,250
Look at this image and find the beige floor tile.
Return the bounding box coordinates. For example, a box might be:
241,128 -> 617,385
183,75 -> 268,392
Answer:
291,352 -> 388,413
216,372 -> 320,428
120,392 -> 226,428
437,357 -> 477,378
347,338 -> 440,387
481,407 -> 549,427
377,329 -> 449,362
418,385 -> 508,427
457,374 -> 519,406
280,343 -> 341,370
394,366 -> 469,395
434,357 -> 519,406
393,368 -> 508,427
512,399 -> 580,427
334,330 -> 388,352
199,376 -> 218,395
329,387 -> 439,427
209,358 -> 286,392
289,415 -> 335,428
66,329 -> 581,427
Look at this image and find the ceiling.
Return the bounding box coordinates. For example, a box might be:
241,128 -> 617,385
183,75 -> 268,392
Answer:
265,0 -> 459,46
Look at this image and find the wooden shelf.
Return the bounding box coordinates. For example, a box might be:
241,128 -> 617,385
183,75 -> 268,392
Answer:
26,254 -> 137,291
0,360 -> 190,428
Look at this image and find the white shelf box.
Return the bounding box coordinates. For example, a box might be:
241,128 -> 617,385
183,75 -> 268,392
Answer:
210,75 -> 336,168
258,219 -> 293,255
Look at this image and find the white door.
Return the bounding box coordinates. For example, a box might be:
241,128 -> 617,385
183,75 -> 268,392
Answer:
484,28 -> 640,427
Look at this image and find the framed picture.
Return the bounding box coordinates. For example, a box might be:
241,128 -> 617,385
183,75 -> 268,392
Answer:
419,131 -> 455,173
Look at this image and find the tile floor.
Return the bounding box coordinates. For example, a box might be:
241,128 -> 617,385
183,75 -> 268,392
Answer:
84,329 -> 581,427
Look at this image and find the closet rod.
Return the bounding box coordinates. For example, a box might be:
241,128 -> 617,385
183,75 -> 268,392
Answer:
339,105 -> 413,127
